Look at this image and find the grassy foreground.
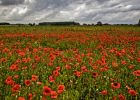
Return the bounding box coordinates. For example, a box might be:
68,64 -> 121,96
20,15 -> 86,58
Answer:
0,25 -> 140,100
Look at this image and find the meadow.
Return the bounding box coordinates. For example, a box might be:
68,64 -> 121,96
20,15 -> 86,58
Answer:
0,25 -> 140,100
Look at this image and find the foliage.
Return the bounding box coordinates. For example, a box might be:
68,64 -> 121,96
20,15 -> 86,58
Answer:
0,26 -> 140,100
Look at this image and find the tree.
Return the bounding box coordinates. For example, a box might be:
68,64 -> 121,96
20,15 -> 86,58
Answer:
138,19 -> 140,26
0,22 -> 10,25
97,21 -> 102,26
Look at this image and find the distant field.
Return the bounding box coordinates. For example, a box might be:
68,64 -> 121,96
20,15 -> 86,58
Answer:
0,25 -> 140,34
0,26 -> 140,100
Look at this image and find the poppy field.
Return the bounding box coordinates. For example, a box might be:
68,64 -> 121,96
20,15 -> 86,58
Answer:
0,25 -> 140,100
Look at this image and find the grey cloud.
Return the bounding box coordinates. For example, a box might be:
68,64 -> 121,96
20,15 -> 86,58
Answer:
0,0 -> 140,24
0,0 -> 25,5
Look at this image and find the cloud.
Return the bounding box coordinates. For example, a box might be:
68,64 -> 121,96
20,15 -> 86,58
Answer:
0,0 -> 25,5
0,0 -> 140,24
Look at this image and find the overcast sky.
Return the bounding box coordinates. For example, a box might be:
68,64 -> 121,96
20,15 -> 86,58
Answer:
0,0 -> 140,24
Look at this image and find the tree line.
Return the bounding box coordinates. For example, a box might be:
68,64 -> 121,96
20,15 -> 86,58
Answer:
0,20 -> 140,26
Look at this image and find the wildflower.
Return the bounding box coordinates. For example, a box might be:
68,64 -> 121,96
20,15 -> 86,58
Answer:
18,51 -> 25,56
81,66 -> 88,72
28,93 -> 33,100
74,71 -> 82,77
118,94 -> 126,100
53,70 -> 59,77
14,75 -> 19,79
22,58 -> 28,63
116,52 -> 122,56
0,58 -> 7,62
57,85 -> 65,94
137,58 -> 140,63
65,64 -> 71,70
128,89 -> 137,96
112,61 -> 118,67
121,60 -> 127,65
56,66 -> 61,71
31,75 -> 38,81
49,75 -> 55,83
51,91 -> 57,99
128,65 -> 134,69
18,97 -> 25,100
92,72 -> 99,78
35,56 -> 40,62
9,64 -> 19,71
5,76 -> 15,85
43,86 -> 52,96
133,70 -> 140,76
24,80 -> 31,86
112,96 -> 116,100
92,66 -> 98,70
33,48 -> 38,53
12,84 -> 21,92
121,49 -> 126,54
100,90 -> 108,95
111,82 -> 121,89
2,48 -> 9,53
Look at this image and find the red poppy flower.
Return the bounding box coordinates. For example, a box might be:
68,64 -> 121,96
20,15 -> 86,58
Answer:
49,75 -> 55,83
81,66 -> 88,72
33,48 -> 38,53
65,64 -> 71,70
27,57 -> 31,62
56,66 -> 61,71
128,65 -> 134,69
14,75 -> 19,79
100,66 -> 109,72
24,80 -> 31,86
111,82 -> 121,89
9,64 -> 19,71
74,71 -> 82,77
5,76 -> 15,85
109,49 -> 115,53
28,93 -> 33,100
92,72 -> 99,78
121,60 -> 127,65
22,58 -> 28,63
121,49 -> 126,54
18,51 -> 25,56
112,96 -> 116,100
12,84 -> 21,92
128,89 -> 137,96
18,97 -> 25,100
116,52 -> 122,56
0,58 -> 7,62
43,86 -> 52,96
133,70 -> 140,76
51,91 -> 57,99
31,75 -> 38,81
100,90 -> 108,95
57,85 -> 65,94
42,97 -> 47,100
118,94 -> 126,100
48,62 -> 53,66
35,56 -> 40,62
53,70 -> 59,77
15,59 -> 21,64
92,66 -> 98,70
112,61 -> 118,67
2,48 -> 9,53
137,58 -> 140,63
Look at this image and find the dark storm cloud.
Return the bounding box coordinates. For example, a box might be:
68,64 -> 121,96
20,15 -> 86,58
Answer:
0,0 -> 25,5
0,0 -> 140,24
